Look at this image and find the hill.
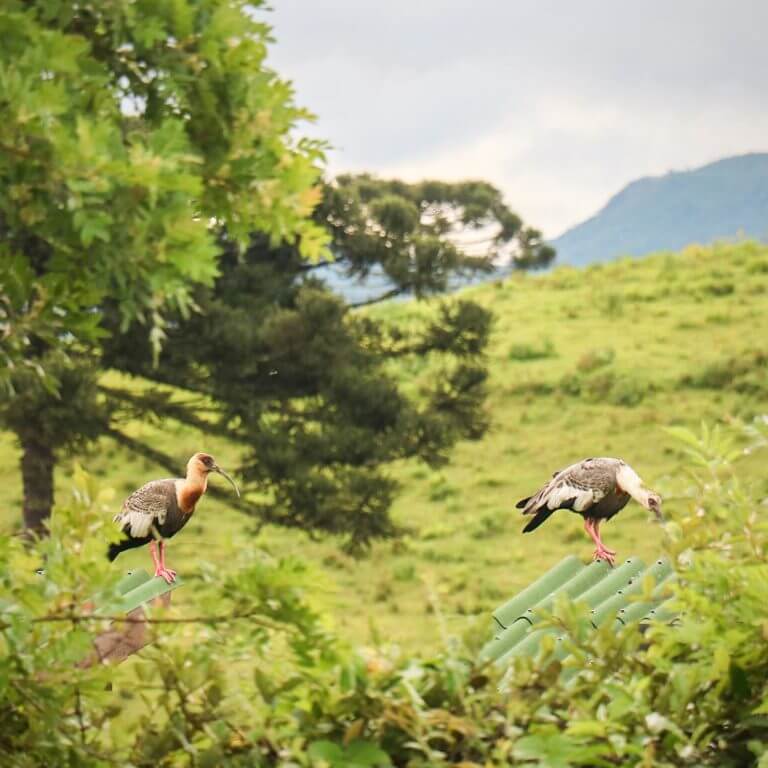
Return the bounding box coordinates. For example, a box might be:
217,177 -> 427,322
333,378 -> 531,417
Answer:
551,153 -> 768,267
2,241 -> 767,651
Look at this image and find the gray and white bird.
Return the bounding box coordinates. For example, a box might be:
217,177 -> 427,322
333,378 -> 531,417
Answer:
108,453 -> 240,583
516,458 -> 662,565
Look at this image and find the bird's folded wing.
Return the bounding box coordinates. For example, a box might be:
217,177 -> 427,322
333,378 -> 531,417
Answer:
524,463 -> 601,514
543,476 -> 595,511
114,480 -> 173,538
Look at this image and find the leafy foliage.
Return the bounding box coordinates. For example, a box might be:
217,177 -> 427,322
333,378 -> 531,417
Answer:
101,235 -> 493,551
3,423 -> 768,766
322,175 -> 555,302
0,0 -> 326,386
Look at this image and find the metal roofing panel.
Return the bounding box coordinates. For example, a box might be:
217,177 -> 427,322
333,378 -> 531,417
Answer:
481,555 -> 676,668
97,569 -> 184,615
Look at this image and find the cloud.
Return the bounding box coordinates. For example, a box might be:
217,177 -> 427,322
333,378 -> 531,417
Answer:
266,0 -> 768,236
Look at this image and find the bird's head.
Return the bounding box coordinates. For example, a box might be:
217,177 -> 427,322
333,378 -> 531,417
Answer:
646,491 -> 663,521
188,453 -> 241,497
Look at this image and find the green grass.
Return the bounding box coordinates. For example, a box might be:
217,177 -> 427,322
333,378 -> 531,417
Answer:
3,241 -> 768,653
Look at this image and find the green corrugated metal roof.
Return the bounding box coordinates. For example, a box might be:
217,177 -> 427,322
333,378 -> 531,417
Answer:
97,569 -> 184,615
481,555 -> 676,670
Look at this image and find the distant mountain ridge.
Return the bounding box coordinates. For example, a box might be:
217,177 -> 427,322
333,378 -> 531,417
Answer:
550,153 -> 768,267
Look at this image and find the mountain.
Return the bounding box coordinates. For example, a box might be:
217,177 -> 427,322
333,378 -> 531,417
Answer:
550,153 -> 768,267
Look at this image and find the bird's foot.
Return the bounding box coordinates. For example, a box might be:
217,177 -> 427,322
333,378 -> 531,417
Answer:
592,548 -> 616,567
154,566 -> 177,584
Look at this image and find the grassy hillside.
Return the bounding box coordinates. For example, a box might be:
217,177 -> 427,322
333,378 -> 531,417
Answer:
2,241 -> 767,652
551,153 -> 768,266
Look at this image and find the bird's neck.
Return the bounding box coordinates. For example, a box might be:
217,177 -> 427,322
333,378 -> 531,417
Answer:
177,469 -> 208,514
616,464 -> 651,508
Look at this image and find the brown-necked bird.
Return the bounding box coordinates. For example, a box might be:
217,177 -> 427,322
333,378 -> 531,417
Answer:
108,453 -> 240,583
517,457 -> 662,566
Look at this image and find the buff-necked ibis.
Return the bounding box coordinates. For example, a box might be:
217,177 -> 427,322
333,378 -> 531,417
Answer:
517,457 -> 662,566
108,453 -> 240,583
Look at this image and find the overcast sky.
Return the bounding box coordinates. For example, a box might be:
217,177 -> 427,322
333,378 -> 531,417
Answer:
265,1 -> 768,238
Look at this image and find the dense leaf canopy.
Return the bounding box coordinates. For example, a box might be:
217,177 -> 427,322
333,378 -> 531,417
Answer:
102,229 -> 494,550
0,0 -> 326,385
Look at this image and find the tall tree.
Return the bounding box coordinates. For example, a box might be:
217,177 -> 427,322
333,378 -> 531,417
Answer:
0,0 -> 325,532
319,175 -> 555,304
100,177 -> 551,551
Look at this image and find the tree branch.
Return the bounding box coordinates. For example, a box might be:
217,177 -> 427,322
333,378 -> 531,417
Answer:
296,259 -> 335,272
347,287 -> 405,309
100,385 -> 239,443
0,608 -> 295,632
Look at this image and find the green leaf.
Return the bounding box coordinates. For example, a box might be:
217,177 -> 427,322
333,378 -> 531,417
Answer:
308,740 -> 345,764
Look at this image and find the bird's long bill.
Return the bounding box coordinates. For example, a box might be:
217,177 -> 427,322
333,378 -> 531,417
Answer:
212,465 -> 240,497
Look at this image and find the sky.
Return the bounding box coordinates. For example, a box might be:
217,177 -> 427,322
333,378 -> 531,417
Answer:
265,1 -> 768,238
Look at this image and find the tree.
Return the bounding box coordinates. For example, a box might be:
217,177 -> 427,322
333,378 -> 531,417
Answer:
99,176 -> 553,551
0,5 -> 556,541
319,175 -> 555,304
0,0 -> 325,532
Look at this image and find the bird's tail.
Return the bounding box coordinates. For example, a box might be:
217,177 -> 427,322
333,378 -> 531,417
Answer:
107,542 -> 123,562
516,495 -> 532,509
522,506 -> 555,533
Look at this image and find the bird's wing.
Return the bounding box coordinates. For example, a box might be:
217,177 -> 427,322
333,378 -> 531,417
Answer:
520,459 -> 619,515
114,479 -> 176,538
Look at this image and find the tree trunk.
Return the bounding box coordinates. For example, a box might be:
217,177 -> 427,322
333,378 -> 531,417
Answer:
20,436 -> 55,537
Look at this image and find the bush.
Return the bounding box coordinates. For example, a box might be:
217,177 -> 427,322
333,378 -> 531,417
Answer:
560,366 -> 650,406
681,350 -> 768,394
703,281 -> 735,296
577,347 -> 615,372
508,338 -> 556,361
3,423 -> 768,766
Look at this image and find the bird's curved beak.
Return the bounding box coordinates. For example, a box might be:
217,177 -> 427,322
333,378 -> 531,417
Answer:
212,465 -> 240,497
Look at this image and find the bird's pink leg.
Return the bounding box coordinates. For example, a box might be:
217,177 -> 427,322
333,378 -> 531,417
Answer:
158,541 -> 176,582
149,540 -> 175,584
584,519 -> 616,566
592,520 -> 616,556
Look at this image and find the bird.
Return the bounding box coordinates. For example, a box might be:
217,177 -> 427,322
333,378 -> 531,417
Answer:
516,458 -> 662,566
108,453 -> 240,583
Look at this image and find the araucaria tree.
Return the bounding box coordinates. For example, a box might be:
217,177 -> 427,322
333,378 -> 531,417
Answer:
0,0 -> 325,533
101,176 -> 549,551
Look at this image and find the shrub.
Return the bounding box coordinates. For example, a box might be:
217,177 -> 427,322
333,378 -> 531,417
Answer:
681,350 -> 768,394
508,338 -> 556,361
471,512 -> 507,539
428,477 -> 459,502
577,347 -> 615,372
746,260 -> 768,274
702,281 -> 735,296
4,424 -> 768,766
597,292 -> 624,317
560,366 -> 649,407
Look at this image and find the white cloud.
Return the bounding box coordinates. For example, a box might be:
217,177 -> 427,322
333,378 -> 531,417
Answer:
266,0 -> 768,237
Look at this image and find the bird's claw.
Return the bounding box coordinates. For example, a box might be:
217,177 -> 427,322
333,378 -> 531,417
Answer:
154,567 -> 177,584
592,548 -> 616,567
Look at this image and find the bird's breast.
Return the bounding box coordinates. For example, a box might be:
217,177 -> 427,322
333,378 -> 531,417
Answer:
176,481 -> 205,515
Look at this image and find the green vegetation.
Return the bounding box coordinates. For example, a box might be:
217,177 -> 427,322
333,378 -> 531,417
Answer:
2,407 -> 768,765
0,0 -> 326,372
0,0 -> 326,533
5,5 -> 767,766
2,240 -> 767,653
4,5 -> 553,544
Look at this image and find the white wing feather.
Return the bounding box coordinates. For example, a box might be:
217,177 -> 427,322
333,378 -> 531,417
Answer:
114,480 -> 173,538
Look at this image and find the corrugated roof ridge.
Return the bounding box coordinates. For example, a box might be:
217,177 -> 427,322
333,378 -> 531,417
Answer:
481,554 -> 676,666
